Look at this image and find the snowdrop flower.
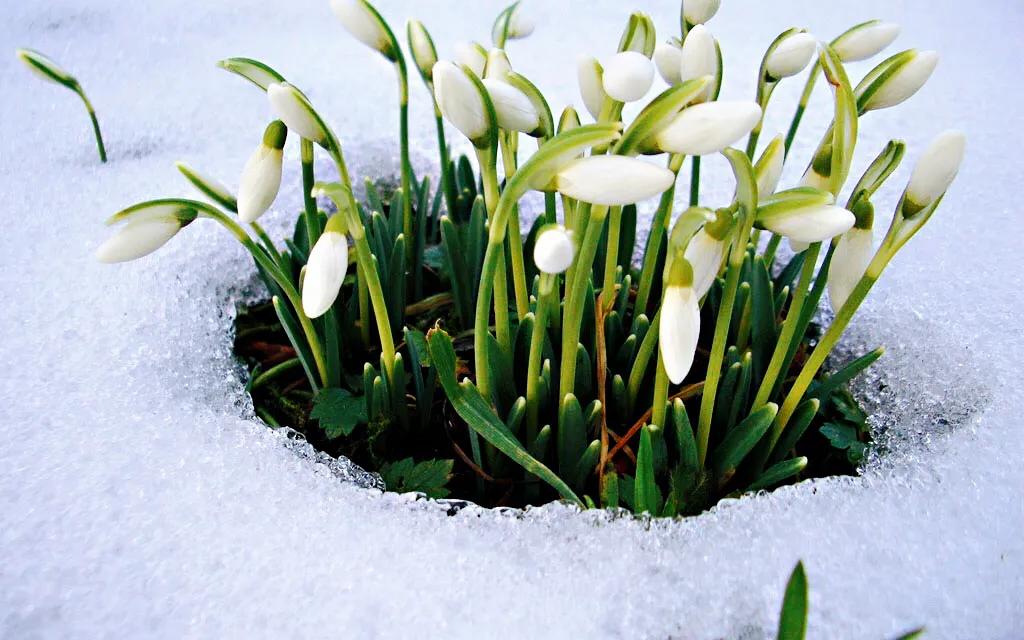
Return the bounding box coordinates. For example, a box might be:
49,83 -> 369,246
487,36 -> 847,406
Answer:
302,215 -> 350,318
548,156 -> 674,206
828,226 -> 874,311
684,228 -> 726,299
654,41 -> 683,85
903,130 -> 966,212
238,121 -> 287,223
678,25 -> 718,101
832,20 -> 900,63
602,51 -> 655,103
652,101 -> 762,156
758,197 -> 855,243
558,105 -> 581,133
859,50 -> 939,112
765,32 -> 817,80
330,0 -> 395,60
482,78 -> 540,133
15,48 -> 76,87
659,258 -> 701,384
267,83 -> 326,143
683,0 -> 721,26
577,56 -> 607,120
505,5 -> 534,40
454,41 -> 488,77
753,135 -> 785,199
533,225 -> 575,275
433,61 -> 491,143
484,48 -> 513,81
407,20 -> 438,81
96,204 -> 196,263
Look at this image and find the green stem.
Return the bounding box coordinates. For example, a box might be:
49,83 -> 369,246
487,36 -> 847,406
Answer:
251,358 -> 302,390
499,135 -> 530,319
249,222 -> 283,267
651,353 -> 669,430
784,62 -> 820,157
526,274 -> 555,444
351,231 -> 397,378
627,309 -> 659,412
762,233 -> 783,266
478,149 -> 513,354
399,98 -> 413,262
435,111 -> 457,217
600,205 -> 623,312
300,139 -> 321,247
77,90 -> 106,163
635,154 -> 685,319
689,156 -> 701,206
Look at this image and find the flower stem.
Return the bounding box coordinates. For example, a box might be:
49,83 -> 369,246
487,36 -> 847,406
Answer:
627,309 -> 659,412
526,274 -> 555,443
635,154 -> 685,318
350,230 -> 397,378
77,90 -> 106,163
434,111 -> 457,217
499,134 -> 529,319
300,139 -> 322,247
784,62 -> 820,157
478,149 -> 513,355
651,353 -> 670,431
689,156 -> 701,206
600,205 -> 623,312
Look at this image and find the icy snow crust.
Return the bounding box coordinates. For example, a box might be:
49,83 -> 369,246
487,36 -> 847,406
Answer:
2,0 -> 1022,637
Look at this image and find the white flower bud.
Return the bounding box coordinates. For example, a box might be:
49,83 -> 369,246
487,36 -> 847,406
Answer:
654,101 -> 762,156
302,230 -> 350,318
861,50 -> 939,112
683,0 -> 721,26
766,32 -> 817,80
15,48 -> 77,88
330,0 -> 392,58
433,61 -> 489,142
484,48 -> 513,81
660,284 -> 701,384
828,227 -> 873,311
602,51 -> 655,103
577,56 -> 607,120
482,78 -> 539,134
684,229 -> 726,299
678,25 -> 718,94
507,7 -> 534,39
238,121 -> 287,223
905,130 -> 966,208
551,156 -> 675,206
267,83 -> 327,143
754,135 -> 785,199
454,41 -> 487,77
654,41 -> 683,85
759,204 -> 855,243
533,225 -> 575,275
96,205 -> 195,264
832,21 -> 900,63
408,20 -> 438,81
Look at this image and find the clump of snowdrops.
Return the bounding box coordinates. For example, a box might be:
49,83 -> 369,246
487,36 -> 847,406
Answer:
95,0 -> 964,514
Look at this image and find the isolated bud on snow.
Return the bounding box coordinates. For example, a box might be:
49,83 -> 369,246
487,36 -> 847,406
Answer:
330,0 -> 395,60
302,215 -> 350,318
904,129 -> 966,212
267,83 -> 327,143
15,48 -> 77,88
654,41 -> 683,85
602,51 -> 655,103
765,32 -> 817,80
859,50 -> 939,112
653,101 -> 761,156
754,135 -> 785,199
433,61 -> 490,143
482,78 -> 540,133
683,0 -> 721,26
678,25 -> 718,101
533,225 -> 575,275
832,20 -> 900,63
659,258 -> 700,384
238,121 -> 287,223
96,204 -> 196,263
548,156 -> 674,206
577,56 -> 607,120
828,226 -> 874,311
407,20 -> 438,81
454,41 -> 488,77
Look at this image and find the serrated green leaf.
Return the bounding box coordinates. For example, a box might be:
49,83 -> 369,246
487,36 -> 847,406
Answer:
379,457 -> 454,498
311,387 -> 367,438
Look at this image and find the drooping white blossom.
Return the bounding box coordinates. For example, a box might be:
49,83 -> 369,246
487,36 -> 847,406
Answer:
905,130 -> 966,208
302,227 -> 350,318
237,121 -> 287,223
766,32 -> 817,80
533,225 -> 575,275
659,283 -> 701,384
828,227 -> 874,311
653,101 -> 762,156
267,83 -> 327,143
601,51 -> 655,103
832,21 -> 900,63
433,61 -> 490,142
550,156 -> 675,206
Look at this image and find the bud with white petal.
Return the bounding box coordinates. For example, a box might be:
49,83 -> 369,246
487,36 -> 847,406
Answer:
577,56 -> 607,120
832,20 -> 900,63
602,51 -> 655,103
175,162 -> 237,211
433,61 -> 491,143
765,32 -> 817,80
506,5 -> 534,40
654,41 -> 683,85
407,20 -> 438,82
757,196 -> 856,243
484,48 -> 513,81
330,0 -> 396,60
903,129 -> 966,213
684,228 -> 726,299
659,257 -> 701,384
652,101 -> 762,156
454,41 -> 488,77
482,78 -> 540,133
678,24 -> 718,102
96,203 -> 197,263
858,50 -> 939,113
238,121 -> 287,223
683,0 -> 721,27
302,214 -> 351,318
267,83 -> 327,143
828,226 -> 874,311
548,156 -> 674,206
754,135 -> 785,199
558,106 -> 581,134
15,48 -> 77,88
533,225 -> 575,275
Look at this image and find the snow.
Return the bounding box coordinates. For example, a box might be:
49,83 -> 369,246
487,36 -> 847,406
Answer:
1,0 -> 1022,638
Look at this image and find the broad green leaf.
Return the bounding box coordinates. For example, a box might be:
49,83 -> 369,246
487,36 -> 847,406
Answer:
379,457 -> 454,498
311,387 -> 367,439
712,403 -> 778,483
634,425 -> 662,515
747,457 -> 808,492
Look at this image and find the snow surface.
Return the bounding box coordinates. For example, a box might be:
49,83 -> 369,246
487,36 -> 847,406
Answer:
2,0 -> 1022,638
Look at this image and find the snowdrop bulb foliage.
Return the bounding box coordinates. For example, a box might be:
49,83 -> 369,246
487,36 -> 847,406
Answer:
482,79 -> 539,133
654,101 -> 762,156
684,229 -> 726,299
433,61 -> 489,142
659,283 -> 701,384
533,226 -> 575,275
237,121 -> 287,223
833,21 -> 900,63
760,204 -> 855,243
654,42 -> 683,85
267,83 -> 326,143
905,130 -> 966,209
828,228 -> 874,311
551,156 -> 674,206
766,32 -> 817,80
577,56 -> 607,120
302,223 -> 350,318
330,0 -> 392,58
602,51 -> 655,103
861,50 -> 939,112
683,0 -> 721,26
454,41 -> 487,77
